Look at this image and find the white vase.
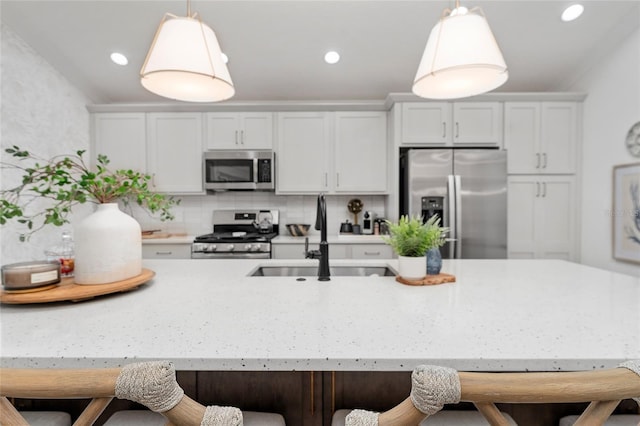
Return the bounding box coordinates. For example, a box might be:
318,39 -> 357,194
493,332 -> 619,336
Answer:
397,255 -> 427,280
73,203 -> 142,285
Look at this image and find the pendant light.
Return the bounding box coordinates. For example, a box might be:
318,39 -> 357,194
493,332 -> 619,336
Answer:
140,0 -> 234,102
412,1 -> 508,100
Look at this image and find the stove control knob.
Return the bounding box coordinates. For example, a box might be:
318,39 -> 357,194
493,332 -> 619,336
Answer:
245,244 -> 253,251
207,244 -> 217,252
228,244 -> 235,251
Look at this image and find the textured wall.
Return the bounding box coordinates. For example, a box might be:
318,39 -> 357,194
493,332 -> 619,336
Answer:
1,23 -> 92,265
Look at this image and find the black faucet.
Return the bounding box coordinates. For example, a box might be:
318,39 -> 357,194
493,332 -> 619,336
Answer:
305,193 -> 330,281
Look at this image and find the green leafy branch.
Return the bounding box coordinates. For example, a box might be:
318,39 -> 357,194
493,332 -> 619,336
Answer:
382,214 -> 449,257
1,146 -> 180,240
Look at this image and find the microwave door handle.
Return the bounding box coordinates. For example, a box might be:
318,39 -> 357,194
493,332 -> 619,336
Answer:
253,158 -> 259,185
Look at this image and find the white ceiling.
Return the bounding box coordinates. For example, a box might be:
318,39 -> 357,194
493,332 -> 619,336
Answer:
2,0 -> 639,104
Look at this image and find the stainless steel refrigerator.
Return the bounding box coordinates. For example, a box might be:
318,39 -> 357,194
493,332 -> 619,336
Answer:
399,148 -> 507,259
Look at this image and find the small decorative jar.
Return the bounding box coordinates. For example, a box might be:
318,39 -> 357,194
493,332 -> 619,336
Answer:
426,247 -> 442,275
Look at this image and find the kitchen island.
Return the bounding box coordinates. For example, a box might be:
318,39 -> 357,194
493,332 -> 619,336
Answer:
2,258 -> 638,372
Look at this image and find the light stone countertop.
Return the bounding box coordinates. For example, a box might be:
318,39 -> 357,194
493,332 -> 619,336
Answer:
273,235 -> 388,244
1,259 -> 638,372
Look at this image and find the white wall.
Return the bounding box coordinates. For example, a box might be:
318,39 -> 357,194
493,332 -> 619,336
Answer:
568,26 -> 640,277
0,23 -> 92,265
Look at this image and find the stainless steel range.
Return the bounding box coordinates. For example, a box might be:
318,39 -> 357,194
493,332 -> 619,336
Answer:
191,210 -> 279,259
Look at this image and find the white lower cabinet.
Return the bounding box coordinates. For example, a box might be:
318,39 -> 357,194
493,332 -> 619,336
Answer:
142,244 -> 191,259
350,244 -> 394,259
507,176 -> 576,260
271,242 -> 392,260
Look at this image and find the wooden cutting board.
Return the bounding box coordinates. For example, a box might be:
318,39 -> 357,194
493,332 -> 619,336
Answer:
0,269 -> 155,304
395,273 -> 455,286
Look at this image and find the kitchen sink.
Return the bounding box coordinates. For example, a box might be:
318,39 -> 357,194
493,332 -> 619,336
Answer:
249,265 -> 397,277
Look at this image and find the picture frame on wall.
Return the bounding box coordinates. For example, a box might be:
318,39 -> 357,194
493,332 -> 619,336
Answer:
612,162 -> 640,264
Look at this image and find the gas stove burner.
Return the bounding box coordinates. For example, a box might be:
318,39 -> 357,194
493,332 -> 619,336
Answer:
194,231 -> 278,244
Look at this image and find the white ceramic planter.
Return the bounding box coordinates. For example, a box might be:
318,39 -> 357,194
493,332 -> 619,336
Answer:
73,203 -> 142,285
397,255 -> 427,280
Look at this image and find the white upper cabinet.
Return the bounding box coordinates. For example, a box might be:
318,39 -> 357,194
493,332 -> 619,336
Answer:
505,102 -> 578,174
276,111 -> 388,194
146,112 -> 204,193
334,112 -> 387,193
205,112 -> 273,150
401,102 -> 451,144
401,102 -> 503,146
452,102 -> 503,145
93,113 -> 146,172
277,112 -> 332,193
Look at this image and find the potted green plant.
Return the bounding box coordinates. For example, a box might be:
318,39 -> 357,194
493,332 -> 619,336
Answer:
382,214 -> 448,279
0,146 -> 180,284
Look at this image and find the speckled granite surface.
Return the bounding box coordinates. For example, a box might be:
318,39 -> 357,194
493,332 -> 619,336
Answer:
1,259 -> 638,372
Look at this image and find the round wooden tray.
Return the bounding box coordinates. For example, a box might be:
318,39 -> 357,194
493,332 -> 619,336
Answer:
0,268 -> 155,304
395,273 -> 455,286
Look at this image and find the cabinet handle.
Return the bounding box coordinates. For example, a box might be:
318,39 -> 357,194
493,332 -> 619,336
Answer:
336,173 -> 340,187
235,130 -> 239,145
455,122 -> 460,138
542,153 -> 547,169
536,153 -> 541,169
442,122 -> 446,138
240,130 -> 244,145
364,251 -> 381,256
536,182 -> 540,197
155,251 -> 173,255
152,173 -> 156,188
325,173 -> 328,187
542,182 -> 547,197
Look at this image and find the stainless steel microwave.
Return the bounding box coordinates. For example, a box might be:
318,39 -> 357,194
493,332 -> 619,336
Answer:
203,150 -> 275,191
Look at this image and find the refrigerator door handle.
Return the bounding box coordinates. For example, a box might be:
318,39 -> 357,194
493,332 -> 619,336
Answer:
454,175 -> 462,259
447,175 -> 457,259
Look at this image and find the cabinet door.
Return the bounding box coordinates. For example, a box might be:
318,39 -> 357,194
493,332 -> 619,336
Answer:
401,103 -> 451,144
147,113 -> 203,193
271,243 -> 348,259
205,113 -> 240,149
142,244 -> 191,259
540,102 -> 577,174
206,113 -> 273,150
334,112 -> 387,193
536,176 -> 575,260
351,244 -> 394,259
505,103 -> 540,174
507,176 -> 575,260
241,113 -> 273,149
453,102 -> 503,146
507,177 -> 538,259
276,112 -> 331,193
93,113 -> 146,172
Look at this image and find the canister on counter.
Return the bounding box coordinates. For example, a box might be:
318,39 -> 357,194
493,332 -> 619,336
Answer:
1,260 -> 61,291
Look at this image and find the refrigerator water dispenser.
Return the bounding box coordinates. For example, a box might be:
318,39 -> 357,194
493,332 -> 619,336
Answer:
421,197 -> 444,223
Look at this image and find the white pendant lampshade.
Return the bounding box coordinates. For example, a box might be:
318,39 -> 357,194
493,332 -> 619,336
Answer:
413,4 -> 508,100
141,13 -> 234,102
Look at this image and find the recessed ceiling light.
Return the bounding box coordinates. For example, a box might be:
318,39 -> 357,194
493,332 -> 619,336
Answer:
561,4 -> 584,22
221,52 -> 229,64
324,51 -> 340,64
110,52 -> 128,66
